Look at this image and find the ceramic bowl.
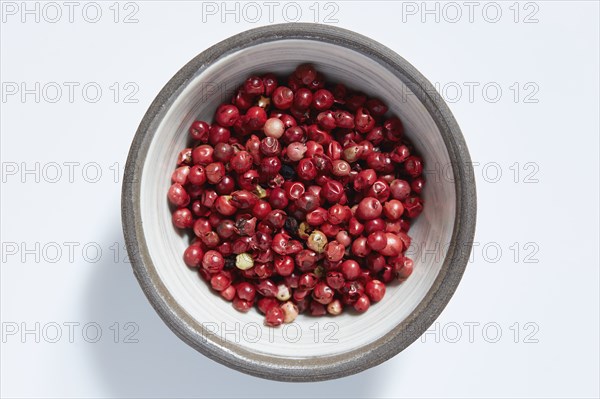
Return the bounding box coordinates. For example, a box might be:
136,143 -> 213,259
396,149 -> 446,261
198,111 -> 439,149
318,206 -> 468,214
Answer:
122,23 -> 477,382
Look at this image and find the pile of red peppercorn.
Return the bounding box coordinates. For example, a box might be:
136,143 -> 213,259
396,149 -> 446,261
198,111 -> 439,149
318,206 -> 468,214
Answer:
168,64 -> 424,327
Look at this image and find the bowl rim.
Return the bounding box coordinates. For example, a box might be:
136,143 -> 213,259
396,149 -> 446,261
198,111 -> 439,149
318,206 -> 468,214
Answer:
122,22 -> 477,382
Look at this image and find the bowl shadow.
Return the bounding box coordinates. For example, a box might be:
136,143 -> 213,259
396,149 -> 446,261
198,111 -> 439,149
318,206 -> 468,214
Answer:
85,223 -> 386,398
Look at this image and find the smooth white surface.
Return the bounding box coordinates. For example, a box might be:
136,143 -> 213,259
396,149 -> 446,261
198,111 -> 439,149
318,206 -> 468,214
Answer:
1,1 -> 598,398
141,39 -> 454,357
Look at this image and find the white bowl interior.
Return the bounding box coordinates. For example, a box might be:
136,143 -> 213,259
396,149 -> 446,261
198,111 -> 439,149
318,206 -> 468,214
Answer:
140,40 -> 456,358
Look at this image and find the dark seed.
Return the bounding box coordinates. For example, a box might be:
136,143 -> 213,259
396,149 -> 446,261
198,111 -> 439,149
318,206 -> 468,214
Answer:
284,217 -> 300,238
224,256 -> 236,270
280,164 -> 296,180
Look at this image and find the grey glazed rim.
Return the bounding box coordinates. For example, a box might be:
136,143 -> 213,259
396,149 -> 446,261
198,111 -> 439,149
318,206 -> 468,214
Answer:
121,23 -> 477,382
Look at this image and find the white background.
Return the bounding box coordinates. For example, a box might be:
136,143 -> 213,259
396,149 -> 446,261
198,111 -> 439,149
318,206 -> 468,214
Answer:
1,1 -> 599,398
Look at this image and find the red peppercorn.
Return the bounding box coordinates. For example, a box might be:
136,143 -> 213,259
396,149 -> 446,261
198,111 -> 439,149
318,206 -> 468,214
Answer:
236,282 -> 256,302
257,297 -> 279,314
317,110 -> 337,131
282,127 -> 305,146
345,93 -> 367,111
356,197 -> 383,221
233,297 -> 253,312
233,89 -> 253,111
354,169 -> 377,191
283,181 -> 305,201
325,271 -> 345,290
252,199 -> 272,219
219,285 -> 235,301
295,192 -> 320,213
364,218 -> 386,234
296,158 -> 317,181
390,144 -> 410,163
215,104 -> 240,127
215,142 -> 234,162
384,117 -> 404,141
320,182 -> 342,205
324,241 -> 345,262
255,279 -> 278,298
238,169 -> 259,191
274,255 -> 295,276
367,231 -> 387,251
341,260 -> 361,281
380,265 -> 395,283
404,156 -> 423,177
235,215 -> 257,237
214,195 -> 236,216
272,86 -> 294,109
191,145 -> 213,165
187,165 -> 206,186
216,220 -> 236,239
269,187 -> 289,209
355,107 -> 375,133
310,301 -> 327,316
312,89 -> 335,111
341,281 -> 363,305
200,231 -> 220,248
366,152 -> 394,173
177,148 -> 193,166
366,253 -> 386,273
292,88 -> 312,110
294,63 -> 317,85
261,156 -> 282,176
262,73 -> 278,96
348,217 -> 365,236
171,166 -> 190,185
411,177 -> 425,194
264,306 -> 284,326
190,120 -> 210,142
380,232 -> 404,257
366,98 -> 388,116
306,207 -> 328,226
298,272 -> 318,290
230,190 -> 258,209
396,257 -> 414,280
353,294 -> 371,313
328,204 -> 351,225
390,179 -> 411,200
168,183 -> 190,207
171,207 -> 192,229
365,280 -> 386,302
202,250 -> 224,274
295,249 -> 318,272
193,218 -> 211,237
215,175 -> 235,195
183,244 -> 204,267
208,125 -> 231,146
333,111 -> 354,129
210,271 -> 232,291
366,179 -> 391,202
351,236 -> 372,257
205,162 -> 225,184
244,106 -> 268,130
404,196 -> 424,218
312,282 -> 334,305
244,76 -> 264,95
365,126 -> 384,145
265,210 -> 287,229
335,230 -> 351,247
383,199 -> 405,220
320,222 -> 340,238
